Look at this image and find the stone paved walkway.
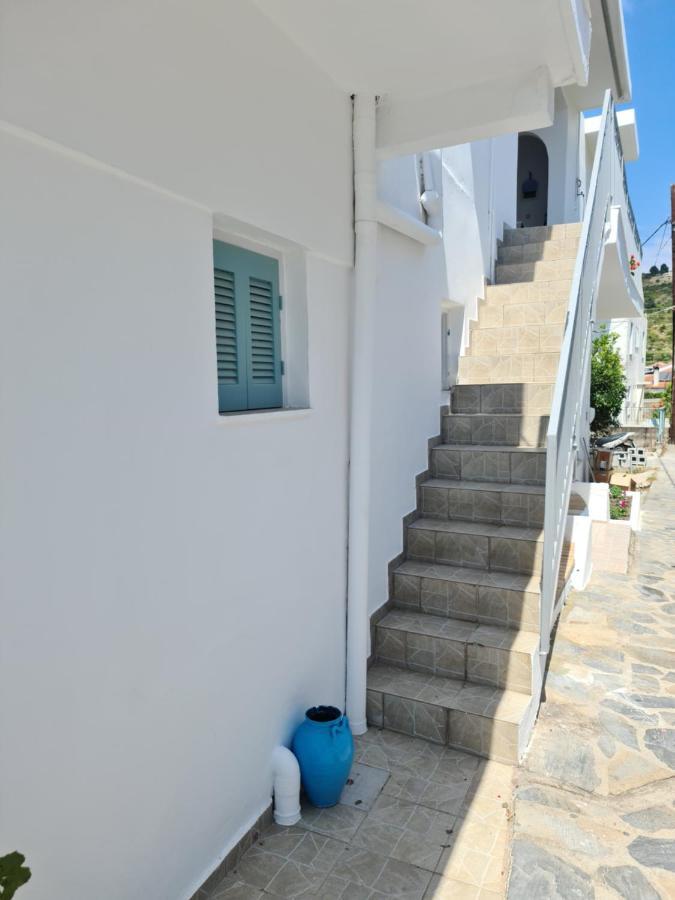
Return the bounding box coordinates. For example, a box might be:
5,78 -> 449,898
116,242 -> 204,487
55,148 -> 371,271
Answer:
508,448 -> 675,899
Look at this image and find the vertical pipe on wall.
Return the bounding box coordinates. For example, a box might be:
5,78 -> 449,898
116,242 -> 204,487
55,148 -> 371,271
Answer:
345,94 -> 377,735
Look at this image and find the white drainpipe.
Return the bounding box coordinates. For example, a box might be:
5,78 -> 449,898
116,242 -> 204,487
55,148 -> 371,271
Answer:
271,746 -> 301,826
346,94 -> 378,736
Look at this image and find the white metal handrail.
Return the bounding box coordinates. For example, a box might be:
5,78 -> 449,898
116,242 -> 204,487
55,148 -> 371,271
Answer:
540,90 -> 631,661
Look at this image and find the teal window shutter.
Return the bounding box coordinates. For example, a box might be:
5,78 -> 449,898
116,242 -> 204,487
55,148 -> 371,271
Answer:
213,241 -> 282,413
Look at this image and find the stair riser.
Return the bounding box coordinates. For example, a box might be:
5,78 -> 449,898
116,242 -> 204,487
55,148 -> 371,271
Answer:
475,298 -> 568,329
485,280 -> 571,307
498,238 -> 579,265
375,626 -> 534,695
442,414 -> 549,448
458,352 -> 559,385
467,324 -> 563,357
407,526 -> 543,576
431,447 -> 546,486
451,383 -> 553,416
496,259 -> 576,284
420,483 -> 545,528
366,690 -> 521,763
501,223 -> 582,246
392,572 -> 540,633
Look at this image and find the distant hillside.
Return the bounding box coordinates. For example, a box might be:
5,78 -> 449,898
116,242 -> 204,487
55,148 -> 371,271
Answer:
643,272 -> 672,365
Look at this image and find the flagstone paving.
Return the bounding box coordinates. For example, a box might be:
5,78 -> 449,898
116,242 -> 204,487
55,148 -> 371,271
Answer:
507,448 -> 675,899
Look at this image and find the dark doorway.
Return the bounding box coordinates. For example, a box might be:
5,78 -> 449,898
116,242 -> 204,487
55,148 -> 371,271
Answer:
517,134 -> 549,227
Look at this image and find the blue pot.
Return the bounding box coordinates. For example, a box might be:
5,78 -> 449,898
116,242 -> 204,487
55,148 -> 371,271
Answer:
291,706 -> 354,808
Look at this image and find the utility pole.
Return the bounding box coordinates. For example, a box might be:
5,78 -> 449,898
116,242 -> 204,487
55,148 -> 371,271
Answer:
670,185 -> 675,443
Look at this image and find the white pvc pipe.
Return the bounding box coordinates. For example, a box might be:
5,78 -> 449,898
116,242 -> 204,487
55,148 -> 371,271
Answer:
346,94 -> 378,736
271,746 -> 301,826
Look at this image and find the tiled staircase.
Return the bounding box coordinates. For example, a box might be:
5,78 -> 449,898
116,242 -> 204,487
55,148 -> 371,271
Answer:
366,223 -> 580,764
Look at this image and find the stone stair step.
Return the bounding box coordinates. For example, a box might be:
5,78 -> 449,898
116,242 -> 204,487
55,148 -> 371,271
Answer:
420,478 -> 545,528
497,237 -> 579,265
466,323 -> 564,357
474,296 -> 568,329
430,443 -> 546,486
375,609 -> 538,695
441,412 -> 549,448
392,559 -> 540,633
451,383 -> 553,416
407,517 -> 544,576
484,280 -> 571,307
458,351 -> 559,384
495,258 -> 576,284
366,663 -> 533,763
501,223 -> 582,246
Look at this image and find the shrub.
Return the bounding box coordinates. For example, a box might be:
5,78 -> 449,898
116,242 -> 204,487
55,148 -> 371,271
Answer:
0,853 -> 31,899
591,330 -> 627,432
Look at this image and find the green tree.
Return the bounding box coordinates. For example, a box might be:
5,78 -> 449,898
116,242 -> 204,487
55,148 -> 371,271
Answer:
590,330 -> 627,432
649,264 -> 659,275
660,263 -> 669,274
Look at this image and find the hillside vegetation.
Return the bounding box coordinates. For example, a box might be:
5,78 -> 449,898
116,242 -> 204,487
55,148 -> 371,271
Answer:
644,272 -> 672,364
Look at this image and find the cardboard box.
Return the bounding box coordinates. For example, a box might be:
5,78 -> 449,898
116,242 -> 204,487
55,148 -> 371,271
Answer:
610,472 -> 634,489
632,472 -> 653,490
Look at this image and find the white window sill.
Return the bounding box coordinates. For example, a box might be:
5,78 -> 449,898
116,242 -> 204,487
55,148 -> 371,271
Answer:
217,407 -> 313,426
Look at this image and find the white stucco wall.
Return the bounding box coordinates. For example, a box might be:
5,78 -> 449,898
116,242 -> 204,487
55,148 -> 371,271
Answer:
0,0 -> 353,265
0,128 -> 351,900
367,228 -> 446,617
529,89 -> 583,225
598,316 -> 648,423
440,135 -> 518,350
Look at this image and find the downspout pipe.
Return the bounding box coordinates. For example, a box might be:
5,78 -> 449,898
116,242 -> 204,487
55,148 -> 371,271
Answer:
346,94 -> 378,736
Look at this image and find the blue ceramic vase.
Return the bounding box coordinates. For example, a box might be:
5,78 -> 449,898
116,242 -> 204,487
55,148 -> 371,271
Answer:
291,706 -> 354,808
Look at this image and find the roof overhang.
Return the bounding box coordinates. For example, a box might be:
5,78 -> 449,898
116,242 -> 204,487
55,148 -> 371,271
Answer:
253,0 -> 591,155
585,108 -> 639,162
566,0 -> 632,109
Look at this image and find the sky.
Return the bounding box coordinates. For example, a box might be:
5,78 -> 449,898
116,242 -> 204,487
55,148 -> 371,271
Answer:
621,0 -> 675,271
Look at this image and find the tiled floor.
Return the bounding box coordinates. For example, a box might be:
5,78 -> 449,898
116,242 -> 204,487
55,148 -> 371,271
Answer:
209,731 -> 514,899
508,448 -> 675,898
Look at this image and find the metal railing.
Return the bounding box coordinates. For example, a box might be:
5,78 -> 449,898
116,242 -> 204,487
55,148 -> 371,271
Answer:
540,90 -> 630,660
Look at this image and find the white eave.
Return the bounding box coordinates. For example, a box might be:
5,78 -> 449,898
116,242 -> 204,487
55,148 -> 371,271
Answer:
252,0 -> 591,156
566,0 -> 632,109
585,108 -> 639,162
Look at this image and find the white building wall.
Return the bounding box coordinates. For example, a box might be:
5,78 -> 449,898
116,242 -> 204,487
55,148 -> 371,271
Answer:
530,89 -> 583,225
599,316 -> 648,423
0,122 -> 352,900
367,228 -> 447,617
0,0 -> 354,265
440,135 -> 518,352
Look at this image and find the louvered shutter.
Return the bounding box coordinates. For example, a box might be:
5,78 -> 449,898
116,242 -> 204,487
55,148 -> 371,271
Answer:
213,241 -> 282,412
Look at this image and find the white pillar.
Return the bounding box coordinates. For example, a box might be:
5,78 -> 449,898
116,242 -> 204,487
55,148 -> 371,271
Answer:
346,94 -> 377,735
